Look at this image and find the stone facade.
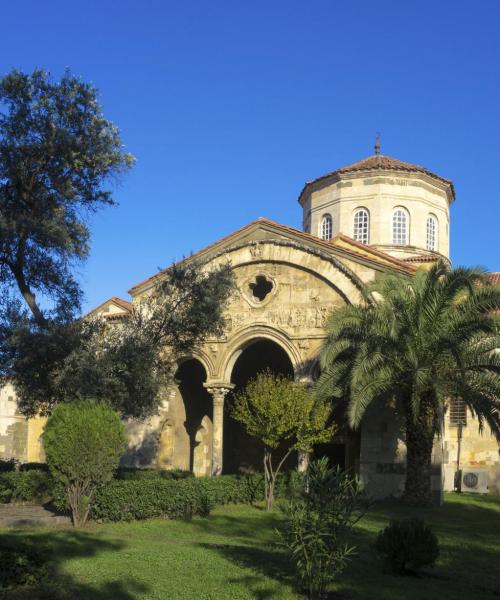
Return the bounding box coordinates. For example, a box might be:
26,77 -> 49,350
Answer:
1,150 -> 498,500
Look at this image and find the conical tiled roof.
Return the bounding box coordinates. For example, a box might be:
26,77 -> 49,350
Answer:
299,154 -> 455,201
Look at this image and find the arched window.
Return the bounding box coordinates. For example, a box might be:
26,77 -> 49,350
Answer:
319,214 -> 333,240
353,208 -> 370,244
392,208 -> 409,245
426,215 -> 438,251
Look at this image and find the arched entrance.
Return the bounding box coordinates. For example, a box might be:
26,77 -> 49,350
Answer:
175,359 -> 213,474
224,339 -> 294,474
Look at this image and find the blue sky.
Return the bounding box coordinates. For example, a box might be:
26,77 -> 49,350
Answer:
1,1 -> 499,310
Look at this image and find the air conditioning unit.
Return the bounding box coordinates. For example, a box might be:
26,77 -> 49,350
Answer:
460,469 -> 489,494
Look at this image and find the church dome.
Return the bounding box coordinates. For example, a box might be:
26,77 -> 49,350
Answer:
299,147 -> 454,261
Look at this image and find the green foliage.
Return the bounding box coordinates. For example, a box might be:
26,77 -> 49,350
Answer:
43,401 -> 126,526
375,518 -> 440,574
316,262 -> 500,505
277,458 -> 366,600
114,468 -> 193,481
52,474 -> 266,522
232,371 -> 335,509
0,68 -> 134,325
0,469 -> 53,503
3,262 -> 235,419
0,539 -> 48,591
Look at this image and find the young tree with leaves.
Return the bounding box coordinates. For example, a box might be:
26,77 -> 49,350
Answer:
316,262 -> 500,506
231,371 -> 336,509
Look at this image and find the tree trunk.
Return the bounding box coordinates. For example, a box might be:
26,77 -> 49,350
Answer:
10,263 -> 47,327
264,448 -> 274,510
403,411 -> 436,506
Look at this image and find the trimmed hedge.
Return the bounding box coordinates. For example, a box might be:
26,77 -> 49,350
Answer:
0,470 -> 53,504
115,467 -> 193,481
52,474 -> 266,521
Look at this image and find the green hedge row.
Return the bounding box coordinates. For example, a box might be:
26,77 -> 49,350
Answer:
52,474 -> 266,521
0,470 -> 53,504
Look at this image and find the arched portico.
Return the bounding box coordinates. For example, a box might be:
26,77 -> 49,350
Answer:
203,330 -> 298,475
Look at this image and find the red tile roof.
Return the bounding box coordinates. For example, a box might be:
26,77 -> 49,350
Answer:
110,297 -> 132,312
129,217 -> 415,294
299,154 -> 455,202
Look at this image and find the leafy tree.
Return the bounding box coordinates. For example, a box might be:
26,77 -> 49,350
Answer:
0,68 -> 235,418
316,262 -> 500,506
278,458 -> 365,600
0,68 -> 134,324
231,371 -> 335,509
2,261 -> 234,418
43,400 -> 126,527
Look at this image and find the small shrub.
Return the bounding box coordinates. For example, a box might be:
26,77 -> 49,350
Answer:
278,458 -> 366,600
375,518 -> 439,574
0,470 -> 53,504
43,400 -> 126,527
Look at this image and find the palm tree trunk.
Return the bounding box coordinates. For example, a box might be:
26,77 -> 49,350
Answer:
403,412 -> 435,506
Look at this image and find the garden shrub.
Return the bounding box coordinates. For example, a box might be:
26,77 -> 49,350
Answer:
115,467 -> 193,481
278,458 -> 366,600
43,400 -> 127,527
375,518 -> 439,574
0,470 -> 53,504
53,473 -> 266,522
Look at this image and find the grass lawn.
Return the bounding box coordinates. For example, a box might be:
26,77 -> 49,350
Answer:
1,493 -> 499,599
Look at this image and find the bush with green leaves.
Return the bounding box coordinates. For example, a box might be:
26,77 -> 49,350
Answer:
375,518 -> 439,574
43,400 -> 126,527
277,458 -> 365,600
52,473 -> 266,522
0,470 -> 53,504
114,467 -> 193,481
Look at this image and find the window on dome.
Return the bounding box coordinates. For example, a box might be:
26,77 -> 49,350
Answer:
426,215 -> 438,251
353,208 -> 370,244
319,214 -> 333,240
392,208 -> 409,245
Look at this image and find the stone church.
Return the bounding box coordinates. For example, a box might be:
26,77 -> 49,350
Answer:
1,146 -> 499,499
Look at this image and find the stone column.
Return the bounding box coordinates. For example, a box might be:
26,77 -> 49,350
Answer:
204,384 -> 234,476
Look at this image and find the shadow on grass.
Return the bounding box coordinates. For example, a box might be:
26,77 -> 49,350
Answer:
199,496 -> 500,600
199,541 -> 298,599
0,529 -> 149,599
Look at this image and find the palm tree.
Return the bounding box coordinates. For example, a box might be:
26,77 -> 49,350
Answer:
315,262 -> 500,506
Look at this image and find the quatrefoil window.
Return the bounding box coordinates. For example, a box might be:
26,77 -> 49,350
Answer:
249,275 -> 273,302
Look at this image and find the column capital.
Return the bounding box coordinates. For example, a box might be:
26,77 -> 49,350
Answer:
203,382 -> 235,401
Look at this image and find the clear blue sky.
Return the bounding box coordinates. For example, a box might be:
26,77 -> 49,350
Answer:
1,1 -> 499,311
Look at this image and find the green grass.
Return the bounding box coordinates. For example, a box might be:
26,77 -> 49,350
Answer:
1,493 -> 499,599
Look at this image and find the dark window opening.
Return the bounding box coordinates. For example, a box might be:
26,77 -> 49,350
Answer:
249,275 -> 273,301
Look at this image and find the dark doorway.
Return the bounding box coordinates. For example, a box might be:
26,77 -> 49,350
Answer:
176,359 -> 213,473
224,339 -> 294,474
